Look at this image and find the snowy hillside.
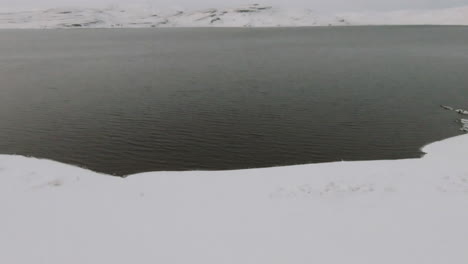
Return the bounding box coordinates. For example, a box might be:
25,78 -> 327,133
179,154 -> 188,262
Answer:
1,4 -> 468,28
1,134 -> 468,263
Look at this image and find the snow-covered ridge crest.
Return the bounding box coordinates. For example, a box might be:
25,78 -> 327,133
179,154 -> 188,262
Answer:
1,4 -> 468,28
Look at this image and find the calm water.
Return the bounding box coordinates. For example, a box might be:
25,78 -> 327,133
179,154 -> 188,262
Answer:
1,26 -> 468,175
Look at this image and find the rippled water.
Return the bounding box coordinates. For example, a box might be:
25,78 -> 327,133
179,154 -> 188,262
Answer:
1,26 -> 468,175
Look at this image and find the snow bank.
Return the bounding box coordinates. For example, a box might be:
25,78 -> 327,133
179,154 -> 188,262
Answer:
1,4 -> 468,28
1,134 -> 468,263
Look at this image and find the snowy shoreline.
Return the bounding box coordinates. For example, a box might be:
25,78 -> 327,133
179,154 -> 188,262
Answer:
1,133 -> 468,263
1,4 -> 468,29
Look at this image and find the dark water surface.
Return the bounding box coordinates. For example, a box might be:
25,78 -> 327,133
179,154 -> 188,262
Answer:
1,26 -> 468,175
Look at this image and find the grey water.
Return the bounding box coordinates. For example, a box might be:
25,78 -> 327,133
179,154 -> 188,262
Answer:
1,26 -> 468,175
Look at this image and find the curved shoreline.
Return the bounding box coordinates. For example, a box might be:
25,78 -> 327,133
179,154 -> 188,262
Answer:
0,132 -> 466,177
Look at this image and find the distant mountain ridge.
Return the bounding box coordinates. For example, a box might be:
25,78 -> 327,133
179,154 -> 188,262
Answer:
0,4 -> 468,28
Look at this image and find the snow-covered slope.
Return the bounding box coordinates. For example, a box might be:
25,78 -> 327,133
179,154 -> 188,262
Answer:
344,6 -> 468,26
1,134 -> 468,263
1,4 -> 468,28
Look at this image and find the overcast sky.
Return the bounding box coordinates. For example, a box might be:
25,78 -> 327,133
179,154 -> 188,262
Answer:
2,0 -> 468,12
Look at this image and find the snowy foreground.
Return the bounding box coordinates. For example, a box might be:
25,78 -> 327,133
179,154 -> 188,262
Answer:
1,4 -> 468,28
1,134 -> 468,263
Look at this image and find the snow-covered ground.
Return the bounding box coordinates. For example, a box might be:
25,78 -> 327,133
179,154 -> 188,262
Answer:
1,4 -> 468,28
1,133 -> 468,263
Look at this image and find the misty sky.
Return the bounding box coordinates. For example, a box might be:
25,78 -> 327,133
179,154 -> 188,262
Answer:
2,0 -> 468,12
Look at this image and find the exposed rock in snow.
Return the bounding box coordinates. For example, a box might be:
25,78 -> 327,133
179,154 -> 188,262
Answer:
1,134 -> 468,263
460,119 -> 468,132
439,105 -> 468,132
456,109 -> 468,115
0,4 -> 468,28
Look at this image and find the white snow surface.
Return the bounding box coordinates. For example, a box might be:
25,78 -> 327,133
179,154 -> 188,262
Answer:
1,4 -> 468,28
1,134 -> 468,263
